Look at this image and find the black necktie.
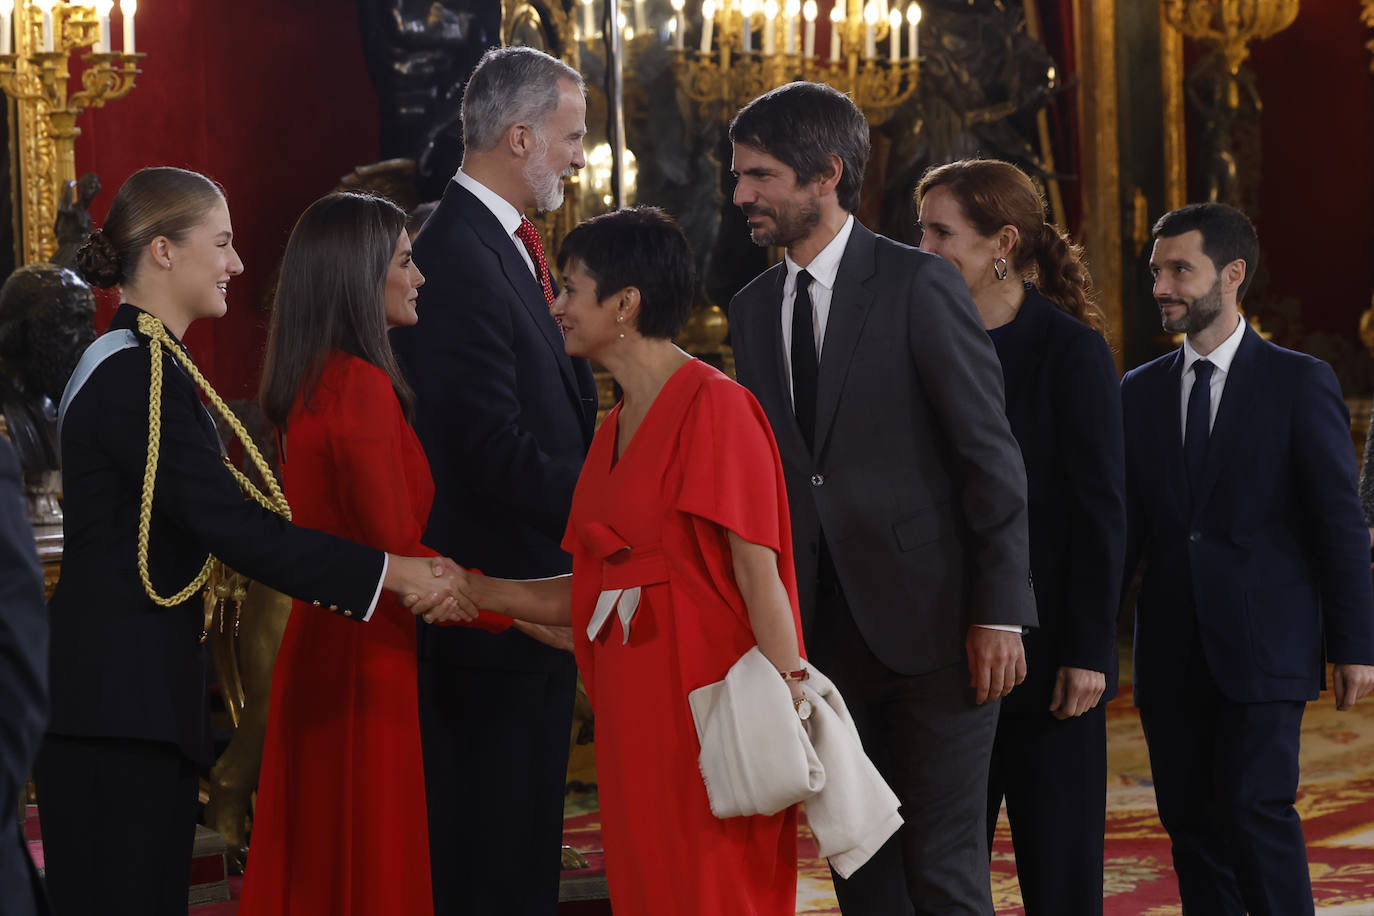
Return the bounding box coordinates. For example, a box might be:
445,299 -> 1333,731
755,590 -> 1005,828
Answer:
791,270 -> 818,451
1185,359 -> 1215,499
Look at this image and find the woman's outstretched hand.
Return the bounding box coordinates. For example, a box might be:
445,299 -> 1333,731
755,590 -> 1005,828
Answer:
387,554 -> 478,624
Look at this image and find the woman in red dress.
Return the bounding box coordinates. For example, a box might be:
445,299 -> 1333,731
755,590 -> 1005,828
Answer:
240,193 -> 509,915
466,207 -> 808,915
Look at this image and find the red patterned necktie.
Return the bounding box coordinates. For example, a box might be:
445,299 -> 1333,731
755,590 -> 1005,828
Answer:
514,217 -> 564,335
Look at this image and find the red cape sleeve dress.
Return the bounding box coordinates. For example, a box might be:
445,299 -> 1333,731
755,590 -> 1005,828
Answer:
562,359 -> 805,916
241,352 -> 507,916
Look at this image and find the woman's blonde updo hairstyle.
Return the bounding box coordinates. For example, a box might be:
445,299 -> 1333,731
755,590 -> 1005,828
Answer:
75,166 -> 225,289
915,159 -> 1107,337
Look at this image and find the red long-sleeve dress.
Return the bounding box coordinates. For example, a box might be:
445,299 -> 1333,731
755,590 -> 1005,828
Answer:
241,352 -> 508,916
564,359 -> 804,915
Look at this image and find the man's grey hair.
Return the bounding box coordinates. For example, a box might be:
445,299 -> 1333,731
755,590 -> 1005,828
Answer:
461,46 -> 585,154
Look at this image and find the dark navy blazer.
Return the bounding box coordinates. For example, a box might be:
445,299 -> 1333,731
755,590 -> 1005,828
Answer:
391,180 -> 598,672
990,287 -> 1126,716
1122,325 -> 1374,706
50,305 -> 384,764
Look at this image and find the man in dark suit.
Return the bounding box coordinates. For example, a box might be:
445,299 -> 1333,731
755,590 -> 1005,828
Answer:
390,45 -> 597,916
0,436 -> 48,915
1123,202 -> 1374,915
727,82 -> 1036,915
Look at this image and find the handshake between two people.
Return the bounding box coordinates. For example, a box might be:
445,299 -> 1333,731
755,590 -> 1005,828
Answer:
383,554 -> 574,628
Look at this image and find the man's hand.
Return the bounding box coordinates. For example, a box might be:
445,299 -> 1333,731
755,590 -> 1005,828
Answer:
1049,666 -> 1106,719
965,626 -> 1026,705
512,619 -> 575,653
393,555 -> 477,624
1333,663 -> 1374,711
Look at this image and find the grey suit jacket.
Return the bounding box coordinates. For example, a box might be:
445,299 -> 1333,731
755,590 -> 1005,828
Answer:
730,220 -> 1036,675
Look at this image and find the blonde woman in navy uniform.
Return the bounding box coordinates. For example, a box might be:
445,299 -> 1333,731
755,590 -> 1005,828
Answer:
34,167 -> 471,916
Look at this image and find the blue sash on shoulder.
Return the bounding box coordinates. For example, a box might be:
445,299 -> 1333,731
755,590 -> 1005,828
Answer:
56,329 -> 139,454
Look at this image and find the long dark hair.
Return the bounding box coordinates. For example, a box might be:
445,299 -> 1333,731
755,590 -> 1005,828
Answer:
915,159 -> 1107,338
258,192 -> 414,430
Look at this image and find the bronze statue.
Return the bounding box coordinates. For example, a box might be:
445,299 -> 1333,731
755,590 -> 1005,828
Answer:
1186,51 -> 1261,209
52,173 -> 102,270
356,0 -> 503,198
0,263 -> 96,522
878,0 -> 1062,244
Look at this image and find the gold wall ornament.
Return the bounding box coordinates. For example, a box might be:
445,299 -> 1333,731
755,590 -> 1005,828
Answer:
1363,0 -> 1374,73
0,1 -> 144,264
672,0 -> 921,126
1075,0 -> 1123,366
1161,0 -> 1299,84
1160,3 -> 1187,211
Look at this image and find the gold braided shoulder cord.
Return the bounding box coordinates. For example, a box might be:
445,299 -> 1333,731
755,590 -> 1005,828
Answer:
134,312 -> 292,609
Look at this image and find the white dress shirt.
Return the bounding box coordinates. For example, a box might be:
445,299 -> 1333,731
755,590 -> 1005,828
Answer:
454,168 -> 538,281
1180,314 -> 1247,437
780,214 -> 855,403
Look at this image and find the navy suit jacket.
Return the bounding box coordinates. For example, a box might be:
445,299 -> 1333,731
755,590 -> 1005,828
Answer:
0,437 -> 50,915
990,288 -> 1126,716
1122,325 -> 1374,706
51,305 -> 384,764
392,180 -> 597,672
730,220 -> 1035,675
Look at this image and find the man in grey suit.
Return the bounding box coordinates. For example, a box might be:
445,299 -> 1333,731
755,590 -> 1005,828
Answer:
727,82 -> 1036,915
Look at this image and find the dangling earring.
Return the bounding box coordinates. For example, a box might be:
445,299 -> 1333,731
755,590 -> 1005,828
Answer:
993,257 -> 1009,281
617,313 -> 625,340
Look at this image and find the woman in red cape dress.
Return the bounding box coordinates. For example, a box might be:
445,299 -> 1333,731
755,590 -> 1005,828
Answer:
240,193 -> 508,916
463,208 -> 808,916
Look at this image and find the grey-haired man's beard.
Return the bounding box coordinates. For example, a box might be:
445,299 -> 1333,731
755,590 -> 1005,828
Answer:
1160,277 -> 1224,335
531,167 -> 570,212
523,132 -> 570,213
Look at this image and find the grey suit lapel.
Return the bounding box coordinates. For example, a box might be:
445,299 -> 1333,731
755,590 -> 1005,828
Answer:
814,223 -> 876,455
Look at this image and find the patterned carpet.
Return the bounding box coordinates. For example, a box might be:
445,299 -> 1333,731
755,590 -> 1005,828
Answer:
562,674 -> 1374,915
182,673 -> 1374,913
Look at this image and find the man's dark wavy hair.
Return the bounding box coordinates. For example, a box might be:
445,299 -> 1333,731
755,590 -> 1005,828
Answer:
728,81 -> 870,213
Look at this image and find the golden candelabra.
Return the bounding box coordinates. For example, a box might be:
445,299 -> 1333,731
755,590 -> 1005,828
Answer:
1161,0 -> 1298,84
0,1 -> 143,263
671,0 -> 921,125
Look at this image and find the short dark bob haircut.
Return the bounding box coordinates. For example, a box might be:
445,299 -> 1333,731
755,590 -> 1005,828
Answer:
1151,202 -> 1259,302
728,81 -> 870,213
556,207 -> 697,340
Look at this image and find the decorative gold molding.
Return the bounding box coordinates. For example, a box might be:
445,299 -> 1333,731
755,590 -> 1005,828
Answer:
1363,0 -> 1374,73
1074,0 -> 1122,365
12,11 -> 57,264
1,3 -> 144,265
1160,4 -> 1187,211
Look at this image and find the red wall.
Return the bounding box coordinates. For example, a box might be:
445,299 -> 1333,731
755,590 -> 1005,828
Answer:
73,0 -> 381,398
1248,6 -> 1374,344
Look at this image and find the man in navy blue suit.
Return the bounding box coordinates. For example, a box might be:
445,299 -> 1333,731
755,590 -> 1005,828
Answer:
390,45 -> 597,915
0,436 -> 49,916
1122,202 -> 1374,915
